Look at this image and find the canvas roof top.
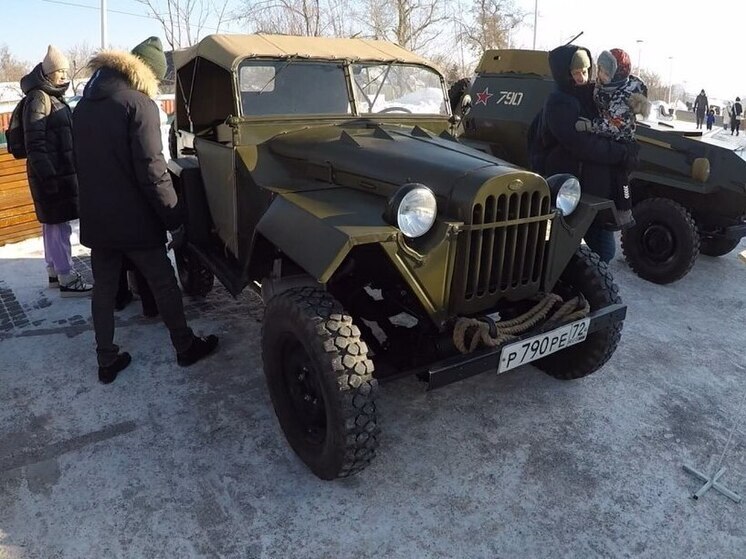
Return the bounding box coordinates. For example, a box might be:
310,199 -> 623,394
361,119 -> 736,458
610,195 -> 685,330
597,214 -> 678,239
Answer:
172,34 -> 436,71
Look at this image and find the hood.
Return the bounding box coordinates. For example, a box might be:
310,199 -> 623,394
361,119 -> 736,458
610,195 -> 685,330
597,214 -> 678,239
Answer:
20,63 -> 68,98
265,122 -> 530,217
85,50 -> 159,99
548,45 -> 593,93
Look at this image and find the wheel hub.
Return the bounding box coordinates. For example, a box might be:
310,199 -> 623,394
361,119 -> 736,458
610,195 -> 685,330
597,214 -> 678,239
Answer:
282,339 -> 326,445
642,224 -> 676,262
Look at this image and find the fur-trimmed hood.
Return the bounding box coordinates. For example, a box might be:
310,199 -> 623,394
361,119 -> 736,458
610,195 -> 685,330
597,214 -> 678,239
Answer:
87,50 -> 159,98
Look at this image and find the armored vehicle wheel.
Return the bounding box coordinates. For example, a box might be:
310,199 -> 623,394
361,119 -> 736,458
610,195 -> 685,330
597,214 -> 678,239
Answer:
535,246 -> 623,380
699,236 -> 740,257
262,287 -> 379,480
621,198 -> 699,284
174,247 -> 214,297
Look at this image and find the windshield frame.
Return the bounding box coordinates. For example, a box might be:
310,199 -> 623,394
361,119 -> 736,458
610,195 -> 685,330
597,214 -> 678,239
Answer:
231,56 -> 449,120
349,61 -> 450,117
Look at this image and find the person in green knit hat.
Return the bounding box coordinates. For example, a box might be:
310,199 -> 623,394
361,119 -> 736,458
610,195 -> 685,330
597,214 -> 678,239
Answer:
72,37 -> 219,384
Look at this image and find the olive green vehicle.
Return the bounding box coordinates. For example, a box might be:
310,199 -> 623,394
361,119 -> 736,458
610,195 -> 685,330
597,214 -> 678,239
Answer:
449,49 -> 746,285
167,35 -> 627,479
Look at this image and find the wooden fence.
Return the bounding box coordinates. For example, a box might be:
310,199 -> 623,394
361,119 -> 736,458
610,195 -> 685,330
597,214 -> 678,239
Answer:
0,150 -> 39,247
0,98 -> 175,246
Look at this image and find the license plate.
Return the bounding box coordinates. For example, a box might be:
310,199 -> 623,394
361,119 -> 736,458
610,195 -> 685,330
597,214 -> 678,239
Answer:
497,318 -> 590,374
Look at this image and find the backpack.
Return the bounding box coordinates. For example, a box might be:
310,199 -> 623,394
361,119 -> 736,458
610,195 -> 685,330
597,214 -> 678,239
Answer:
5,92 -> 51,159
526,108 -> 556,176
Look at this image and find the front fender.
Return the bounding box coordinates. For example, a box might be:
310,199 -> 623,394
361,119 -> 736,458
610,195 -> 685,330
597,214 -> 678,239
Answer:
255,188 -> 462,325
541,194 -> 614,291
255,188 -> 397,284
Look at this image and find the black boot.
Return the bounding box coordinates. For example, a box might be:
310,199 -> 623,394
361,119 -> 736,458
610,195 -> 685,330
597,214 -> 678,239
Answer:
98,352 -> 132,384
177,335 -> 219,367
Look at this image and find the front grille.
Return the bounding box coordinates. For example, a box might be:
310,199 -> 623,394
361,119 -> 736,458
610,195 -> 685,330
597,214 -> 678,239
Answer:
452,189 -> 553,313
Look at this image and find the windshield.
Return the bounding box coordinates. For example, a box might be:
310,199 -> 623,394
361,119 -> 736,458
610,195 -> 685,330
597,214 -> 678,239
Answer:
351,63 -> 448,116
238,59 -> 352,116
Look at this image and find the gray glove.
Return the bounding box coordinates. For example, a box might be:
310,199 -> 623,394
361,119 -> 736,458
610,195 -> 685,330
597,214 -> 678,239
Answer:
575,117 -> 593,132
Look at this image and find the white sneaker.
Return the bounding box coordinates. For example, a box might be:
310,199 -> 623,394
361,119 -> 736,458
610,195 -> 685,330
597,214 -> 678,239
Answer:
59,272 -> 93,298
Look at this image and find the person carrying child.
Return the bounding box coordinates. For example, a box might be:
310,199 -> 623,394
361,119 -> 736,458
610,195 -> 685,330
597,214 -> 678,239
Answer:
574,48 -> 650,227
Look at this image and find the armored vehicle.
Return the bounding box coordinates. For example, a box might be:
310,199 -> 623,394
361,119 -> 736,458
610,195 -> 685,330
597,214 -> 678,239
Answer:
451,49 -> 746,284
168,35 -> 626,479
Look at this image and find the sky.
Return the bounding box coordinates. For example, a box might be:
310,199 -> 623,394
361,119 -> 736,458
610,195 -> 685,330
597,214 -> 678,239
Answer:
2,0 -> 743,102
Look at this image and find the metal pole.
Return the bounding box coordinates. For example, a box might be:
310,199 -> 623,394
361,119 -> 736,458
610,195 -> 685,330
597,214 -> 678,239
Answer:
532,0 -> 538,49
101,0 -> 108,49
636,39 -> 643,73
667,56 -> 673,105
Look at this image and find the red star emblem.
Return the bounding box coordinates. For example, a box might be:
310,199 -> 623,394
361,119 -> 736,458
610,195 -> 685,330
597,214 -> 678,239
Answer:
475,87 -> 493,106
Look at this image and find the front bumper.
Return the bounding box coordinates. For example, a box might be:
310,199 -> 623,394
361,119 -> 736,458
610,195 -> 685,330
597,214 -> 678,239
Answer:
424,302 -> 627,390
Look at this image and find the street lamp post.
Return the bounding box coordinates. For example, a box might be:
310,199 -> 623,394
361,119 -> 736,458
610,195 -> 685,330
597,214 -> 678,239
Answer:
101,0 -> 108,50
636,39 -> 643,73
532,0 -> 538,50
667,56 -> 674,105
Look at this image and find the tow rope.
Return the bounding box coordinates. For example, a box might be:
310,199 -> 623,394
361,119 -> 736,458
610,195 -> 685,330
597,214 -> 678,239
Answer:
452,293 -> 591,354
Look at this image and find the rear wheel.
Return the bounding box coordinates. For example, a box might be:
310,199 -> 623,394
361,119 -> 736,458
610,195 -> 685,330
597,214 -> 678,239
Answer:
699,236 -> 740,257
535,246 -> 623,380
262,287 -> 379,480
174,247 -> 214,297
621,198 -> 699,284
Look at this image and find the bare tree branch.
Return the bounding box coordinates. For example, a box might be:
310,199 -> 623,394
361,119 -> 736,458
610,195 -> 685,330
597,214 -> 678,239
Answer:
65,43 -> 96,95
136,0 -> 233,49
0,44 -> 30,83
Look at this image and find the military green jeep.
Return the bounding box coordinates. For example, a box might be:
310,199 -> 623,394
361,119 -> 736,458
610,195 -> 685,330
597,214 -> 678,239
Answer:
450,49 -> 746,284
168,35 -> 627,479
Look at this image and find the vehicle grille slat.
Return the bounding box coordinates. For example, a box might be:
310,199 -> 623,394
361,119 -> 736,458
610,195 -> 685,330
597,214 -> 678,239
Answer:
479,196 -> 498,295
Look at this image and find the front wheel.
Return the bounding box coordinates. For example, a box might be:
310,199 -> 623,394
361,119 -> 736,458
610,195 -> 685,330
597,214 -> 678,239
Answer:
621,198 -> 699,284
262,287 -> 379,480
535,246 -> 623,380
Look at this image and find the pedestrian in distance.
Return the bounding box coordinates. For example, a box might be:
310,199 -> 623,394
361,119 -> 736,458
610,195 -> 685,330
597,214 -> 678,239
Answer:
706,109 -> 715,131
692,89 -> 708,129
730,97 -> 743,136
18,46 -> 93,296
73,37 -> 218,384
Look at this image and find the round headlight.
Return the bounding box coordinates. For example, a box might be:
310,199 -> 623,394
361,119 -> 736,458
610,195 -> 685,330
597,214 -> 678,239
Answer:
385,184 -> 437,238
547,174 -> 581,216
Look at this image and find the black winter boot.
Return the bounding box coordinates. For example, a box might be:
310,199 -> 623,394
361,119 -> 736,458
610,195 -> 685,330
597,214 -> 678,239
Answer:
177,335 -> 219,367
98,352 -> 132,384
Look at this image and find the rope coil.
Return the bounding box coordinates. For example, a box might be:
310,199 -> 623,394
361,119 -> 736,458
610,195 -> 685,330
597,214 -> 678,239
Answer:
452,293 -> 591,354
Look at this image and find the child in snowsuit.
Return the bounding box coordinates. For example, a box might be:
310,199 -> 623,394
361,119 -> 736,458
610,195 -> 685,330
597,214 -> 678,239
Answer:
706,109 -> 715,131
575,48 -> 649,224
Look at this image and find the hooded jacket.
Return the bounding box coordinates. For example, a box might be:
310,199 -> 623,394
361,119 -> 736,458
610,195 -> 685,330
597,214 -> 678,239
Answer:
541,45 -> 629,201
73,51 -> 180,250
20,64 -> 78,224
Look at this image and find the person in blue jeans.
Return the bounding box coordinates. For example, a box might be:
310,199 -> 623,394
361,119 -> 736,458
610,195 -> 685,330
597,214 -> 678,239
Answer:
539,45 -> 638,263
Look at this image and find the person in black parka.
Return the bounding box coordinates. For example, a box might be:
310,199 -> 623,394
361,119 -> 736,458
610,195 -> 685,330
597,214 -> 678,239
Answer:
20,45 -> 92,296
692,89 -> 708,130
73,37 -> 218,383
540,44 -> 637,263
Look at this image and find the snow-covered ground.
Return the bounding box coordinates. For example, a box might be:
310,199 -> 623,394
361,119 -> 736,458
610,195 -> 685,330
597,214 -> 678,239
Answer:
0,226 -> 745,557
